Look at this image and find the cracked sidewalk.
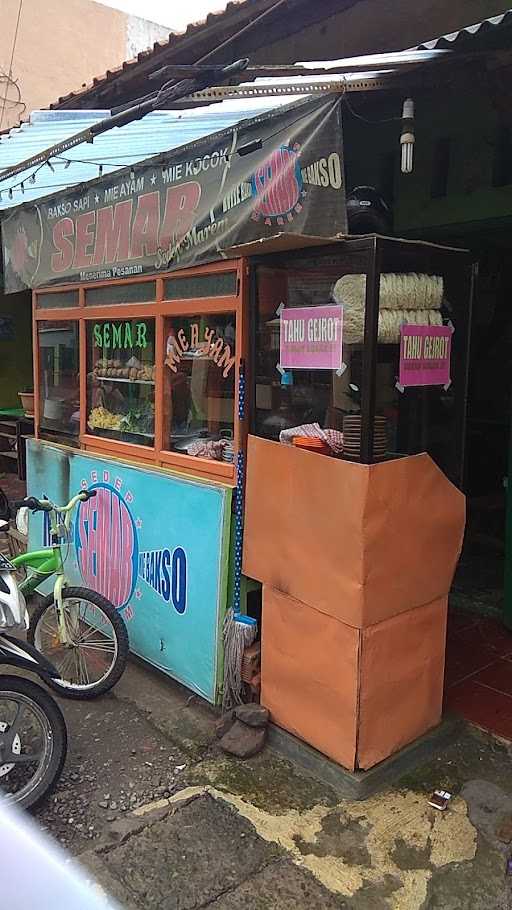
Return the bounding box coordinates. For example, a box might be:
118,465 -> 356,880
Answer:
40,659 -> 512,909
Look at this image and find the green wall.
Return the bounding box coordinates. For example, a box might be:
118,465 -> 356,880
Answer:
344,67 -> 512,238
0,290 -> 33,407
396,71 -> 512,235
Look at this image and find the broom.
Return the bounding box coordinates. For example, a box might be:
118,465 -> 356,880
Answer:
223,609 -> 257,709
222,368 -> 258,710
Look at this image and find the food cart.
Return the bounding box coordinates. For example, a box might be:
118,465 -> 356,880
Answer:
1,94 -> 473,770
241,233 -> 471,769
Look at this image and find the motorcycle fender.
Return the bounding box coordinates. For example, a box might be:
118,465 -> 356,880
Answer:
0,634 -> 60,679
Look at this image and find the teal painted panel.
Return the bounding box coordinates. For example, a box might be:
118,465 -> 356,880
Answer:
26,440 -> 232,703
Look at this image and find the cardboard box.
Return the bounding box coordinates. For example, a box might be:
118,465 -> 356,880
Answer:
244,436 -> 465,629
261,586 -> 447,770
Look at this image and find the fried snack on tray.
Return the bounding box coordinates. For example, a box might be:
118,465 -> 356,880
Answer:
88,407 -> 122,430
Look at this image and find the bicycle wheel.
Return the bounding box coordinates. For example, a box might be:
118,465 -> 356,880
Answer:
28,587 -> 129,700
0,675 -> 67,810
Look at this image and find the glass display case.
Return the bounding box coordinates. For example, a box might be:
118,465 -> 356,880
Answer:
32,262 -> 243,481
32,240 -> 472,487
37,319 -> 80,439
163,313 -> 236,463
86,318 -> 156,447
252,235 -> 473,488
27,235 -> 474,773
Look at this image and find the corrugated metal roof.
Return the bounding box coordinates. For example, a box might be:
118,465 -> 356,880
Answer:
410,9 -> 512,50
1,45 -> 440,210
0,95 -> 298,210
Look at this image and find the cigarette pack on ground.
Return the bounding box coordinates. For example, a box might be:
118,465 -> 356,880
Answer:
429,790 -> 452,811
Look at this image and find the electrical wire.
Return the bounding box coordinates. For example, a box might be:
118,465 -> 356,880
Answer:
0,0 -> 347,194
0,68 -> 25,120
0,55 -> 249,189
341,84 -> 402,125
116,0 -> 291,114
0,0 -> 413,196
0,160 -> 46,200
0,0 -> 24,131
0,0 -> 330,204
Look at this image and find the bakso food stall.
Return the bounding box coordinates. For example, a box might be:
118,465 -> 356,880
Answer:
0,93 -> 472,771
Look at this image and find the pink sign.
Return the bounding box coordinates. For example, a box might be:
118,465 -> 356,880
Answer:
399,324 -> 452,389
280,305 -> 343,370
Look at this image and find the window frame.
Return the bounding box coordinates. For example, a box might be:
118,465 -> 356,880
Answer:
36,317 -> 81,442
33,259 -> 246,484
85,314 -> 157,453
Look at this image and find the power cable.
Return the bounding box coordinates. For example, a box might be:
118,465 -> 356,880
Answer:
112,0 -> 291,114
0,67 -> 24,112
342,89 -> 402,125
0,0 -> 24,130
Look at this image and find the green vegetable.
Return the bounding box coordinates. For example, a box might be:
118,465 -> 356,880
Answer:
119,401 -> 155,435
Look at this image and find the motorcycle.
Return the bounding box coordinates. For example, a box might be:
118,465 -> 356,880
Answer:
0,544 -> 67,810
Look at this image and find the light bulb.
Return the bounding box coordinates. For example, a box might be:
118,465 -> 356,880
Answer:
400,98 -> 415,174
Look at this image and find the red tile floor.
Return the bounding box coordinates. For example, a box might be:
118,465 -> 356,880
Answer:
445,608 -> 512,740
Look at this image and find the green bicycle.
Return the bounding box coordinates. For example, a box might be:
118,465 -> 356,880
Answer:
8,489 -> 129,700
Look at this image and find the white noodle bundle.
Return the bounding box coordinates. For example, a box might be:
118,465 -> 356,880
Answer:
334,273 -> 443,311
377,308 -> 443,344
333,273 -> 444,344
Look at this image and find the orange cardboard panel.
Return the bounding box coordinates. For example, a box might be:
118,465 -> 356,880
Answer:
361,458 -> 465,625
243,436 -> 465,628
357,597 -> 448,769
244,436 -> 367,624
260,586 -> 359,769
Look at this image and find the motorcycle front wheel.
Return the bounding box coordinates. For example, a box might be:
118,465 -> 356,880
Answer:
0,676 -> 67,810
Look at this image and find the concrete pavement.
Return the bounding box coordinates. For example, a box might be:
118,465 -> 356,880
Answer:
36,658 -> 512,909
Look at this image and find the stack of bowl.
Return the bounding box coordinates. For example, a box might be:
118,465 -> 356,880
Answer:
223,440 -> 235,463
342,415 -> 388,461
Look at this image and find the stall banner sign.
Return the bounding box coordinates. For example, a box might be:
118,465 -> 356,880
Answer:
2,96 -> 346,294
26,440 -> 231,703
399,324 -> 453,389
279,304 -> 343,370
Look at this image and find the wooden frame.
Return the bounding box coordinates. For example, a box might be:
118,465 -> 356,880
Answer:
33,258 -> 246,485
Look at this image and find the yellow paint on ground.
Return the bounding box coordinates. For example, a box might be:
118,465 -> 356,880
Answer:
391,870 -> 429,910
429,798 -> 477,867
132,784 -> 477,910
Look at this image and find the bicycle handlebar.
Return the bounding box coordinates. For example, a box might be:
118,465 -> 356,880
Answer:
12,489 -> 97,514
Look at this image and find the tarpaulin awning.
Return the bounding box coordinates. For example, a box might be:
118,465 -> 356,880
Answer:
1,95 -> 347,293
